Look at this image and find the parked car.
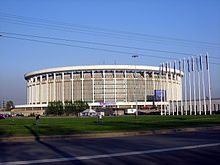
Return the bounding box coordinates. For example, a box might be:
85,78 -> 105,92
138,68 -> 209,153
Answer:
0,114 -> 5,119
16,113 -> 24,117
4,114 -> 12,117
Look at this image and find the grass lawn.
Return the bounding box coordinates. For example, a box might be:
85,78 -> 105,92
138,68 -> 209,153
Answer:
0,115 -> 220,138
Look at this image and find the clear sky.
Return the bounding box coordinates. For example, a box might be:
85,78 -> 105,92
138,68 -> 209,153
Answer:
0,0 -> 220,105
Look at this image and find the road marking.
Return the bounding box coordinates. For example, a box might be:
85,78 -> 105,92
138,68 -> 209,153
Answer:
1,143 -> 220,165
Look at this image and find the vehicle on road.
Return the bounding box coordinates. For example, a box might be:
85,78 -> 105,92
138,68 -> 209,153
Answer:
16,113 -> 24,117
0,114 -> 5,119
4,114 -> 12,117
125,109 -> 137,115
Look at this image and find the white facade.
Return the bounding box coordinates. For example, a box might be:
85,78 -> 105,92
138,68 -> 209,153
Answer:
24,65 -> 183,109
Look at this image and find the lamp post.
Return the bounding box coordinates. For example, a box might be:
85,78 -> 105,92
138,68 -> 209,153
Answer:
132,55 -> 139,117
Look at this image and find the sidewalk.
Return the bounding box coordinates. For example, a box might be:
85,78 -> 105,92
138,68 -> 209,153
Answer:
1,125 -> 220,142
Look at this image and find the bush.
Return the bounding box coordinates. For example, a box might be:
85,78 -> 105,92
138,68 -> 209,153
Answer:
46,101 -> 64,116
28,113 -> 35,117
46,100 -> 89,116
64,101 -> 74,115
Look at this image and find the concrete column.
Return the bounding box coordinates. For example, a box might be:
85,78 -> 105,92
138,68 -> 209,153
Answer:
31,78 -> 34,104
50,76 -> 52,103
144,71 -> 147,105
35,77 -> 38,104
46,74 -> 49,104
29,80 -> 31,104
27,79 -> 31,104
114,70 -> 117,103
26,81 -> 29,104
53,73 -> 56,101
71,72 -> 74,102
125,70 -> 128,102
103,70 -> 106,103
40,75 -> 42,104
92,71 -> 95,103
152,71 -> 155,100
81,71 -> 84,101
62,72 -> 65,104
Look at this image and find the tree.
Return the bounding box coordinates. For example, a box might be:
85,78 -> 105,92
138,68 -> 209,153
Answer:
64,101 -> 74,115
46,100 -> 89,116
73,100 -> 89,116
46,102 -> 55,115
55,101 -> 64,115
46,101 -> 64,116
6,100 -> 14,111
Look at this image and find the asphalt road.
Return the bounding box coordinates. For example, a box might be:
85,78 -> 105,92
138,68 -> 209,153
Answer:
0,130 -> 220,165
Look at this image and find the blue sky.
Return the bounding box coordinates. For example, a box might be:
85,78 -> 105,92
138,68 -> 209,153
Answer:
0,0 -> 220,105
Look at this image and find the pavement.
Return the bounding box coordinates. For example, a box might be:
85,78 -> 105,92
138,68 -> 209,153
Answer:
1,129 -> 220,165
0,125 -> 220,142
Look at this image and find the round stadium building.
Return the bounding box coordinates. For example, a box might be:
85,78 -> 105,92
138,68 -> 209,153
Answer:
23,65 -> 183,110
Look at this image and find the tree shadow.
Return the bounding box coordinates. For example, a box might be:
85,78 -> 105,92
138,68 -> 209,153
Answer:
24,126 -> 86,164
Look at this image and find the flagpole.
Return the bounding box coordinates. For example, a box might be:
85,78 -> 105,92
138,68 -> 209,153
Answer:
160,63 -> 163,115
170,62 -> 175,115
175,61 -> 179,115
189,71 -> 192,115
188,58 -> 192,115
206,53 -> 212,115
201,55 -> 207,115
163,63 -> 167,115
179,60 -> 183,115
166,62 -> 170,115
192,57 -> 197,115
196,56 -> 202,115
184,58 -> 187,115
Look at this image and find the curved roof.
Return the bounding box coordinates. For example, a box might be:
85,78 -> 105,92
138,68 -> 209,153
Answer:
24,65 -> 183,79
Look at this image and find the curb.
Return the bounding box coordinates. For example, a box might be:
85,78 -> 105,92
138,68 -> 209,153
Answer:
1,125 -> 220,142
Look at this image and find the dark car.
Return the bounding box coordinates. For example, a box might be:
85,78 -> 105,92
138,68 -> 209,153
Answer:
16,113 -> 24,117
0,114 -> 5,119
4,114 -> 12,117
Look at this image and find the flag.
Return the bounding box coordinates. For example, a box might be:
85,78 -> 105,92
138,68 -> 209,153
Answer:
200,55 -> 203,70
162,63 -> 164,74
174,61 -> 176,74
165,63 -> 168,73
196,56 -> 199,71
182,59 -> 185,71
187,59 -> 190,72
206,55 -> 209,70
169,62 -> 171,74
179,60 -> 181,71
191,57 -> 194,72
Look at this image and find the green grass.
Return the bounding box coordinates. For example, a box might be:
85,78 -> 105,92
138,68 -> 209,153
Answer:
1,115 -> 220,138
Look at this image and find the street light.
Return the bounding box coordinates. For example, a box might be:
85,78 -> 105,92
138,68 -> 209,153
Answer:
132,55 -> 139,117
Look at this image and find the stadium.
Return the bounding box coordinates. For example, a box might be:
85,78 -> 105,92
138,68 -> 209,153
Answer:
21,65 -> 183,111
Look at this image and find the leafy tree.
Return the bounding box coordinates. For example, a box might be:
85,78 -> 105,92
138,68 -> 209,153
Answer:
64,101 -> 74,115
46,102 -> 55,115
46,101 -> 64,116
6,100 -> 14,111
55,101 -> 64,115
73,100 -> 89,116
46,100 -> 89,116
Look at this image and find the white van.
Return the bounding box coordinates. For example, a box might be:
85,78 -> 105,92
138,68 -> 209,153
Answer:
125,109 -> 137,114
